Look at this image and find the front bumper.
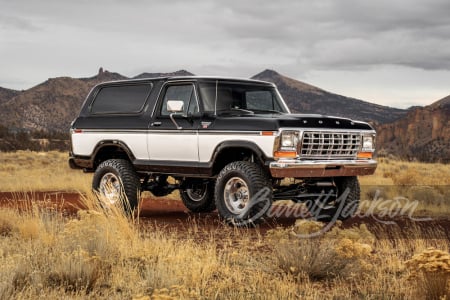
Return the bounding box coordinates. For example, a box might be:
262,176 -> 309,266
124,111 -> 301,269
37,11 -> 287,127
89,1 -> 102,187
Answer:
269,159 -> 377,178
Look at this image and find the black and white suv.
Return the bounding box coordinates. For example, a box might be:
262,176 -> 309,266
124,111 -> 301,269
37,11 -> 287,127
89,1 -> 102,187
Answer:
69,76 -> 377,225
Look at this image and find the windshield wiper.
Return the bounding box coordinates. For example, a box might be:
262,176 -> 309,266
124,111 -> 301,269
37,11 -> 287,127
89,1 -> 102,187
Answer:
251,109 -> 284,114
230,107 -> 254,114
217,108 -> 254,115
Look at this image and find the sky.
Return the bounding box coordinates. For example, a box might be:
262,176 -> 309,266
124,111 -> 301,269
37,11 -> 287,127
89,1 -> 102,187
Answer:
1,0 -> 450,108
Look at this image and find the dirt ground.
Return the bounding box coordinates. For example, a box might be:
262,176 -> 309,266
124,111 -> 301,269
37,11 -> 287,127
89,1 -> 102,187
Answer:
1,191 -> 449,239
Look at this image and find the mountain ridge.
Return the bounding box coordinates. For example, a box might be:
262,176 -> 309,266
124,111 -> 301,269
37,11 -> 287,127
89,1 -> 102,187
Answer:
0,68 -> 408,132
252,69 -> 406,124
0,68 -> 448,162
0,87 -> 21,104
133,69 -> 194,79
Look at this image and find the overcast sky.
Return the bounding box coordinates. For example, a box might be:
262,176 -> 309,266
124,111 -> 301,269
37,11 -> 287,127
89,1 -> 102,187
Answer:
1,0 -> 449,108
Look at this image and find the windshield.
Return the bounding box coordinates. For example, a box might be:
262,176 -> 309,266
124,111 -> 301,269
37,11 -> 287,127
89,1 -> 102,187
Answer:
198,81 -> 289,115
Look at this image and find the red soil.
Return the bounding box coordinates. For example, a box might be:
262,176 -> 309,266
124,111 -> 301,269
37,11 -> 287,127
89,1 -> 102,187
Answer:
0,191 -> 448,238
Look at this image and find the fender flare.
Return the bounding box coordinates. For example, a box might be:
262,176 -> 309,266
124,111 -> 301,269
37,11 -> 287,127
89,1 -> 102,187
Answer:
210,140 -> 269,166
91,140 -> 136,167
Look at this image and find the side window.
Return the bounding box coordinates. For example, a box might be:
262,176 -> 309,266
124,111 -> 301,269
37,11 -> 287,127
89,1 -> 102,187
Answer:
91,84 -> 151,114
160,84 -> 198,116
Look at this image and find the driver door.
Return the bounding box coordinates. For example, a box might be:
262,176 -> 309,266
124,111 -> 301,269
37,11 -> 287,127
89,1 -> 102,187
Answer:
147,82 -> 200,163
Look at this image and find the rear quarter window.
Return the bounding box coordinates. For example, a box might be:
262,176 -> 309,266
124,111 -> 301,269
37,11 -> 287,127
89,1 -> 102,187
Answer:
90,84 -> 152,114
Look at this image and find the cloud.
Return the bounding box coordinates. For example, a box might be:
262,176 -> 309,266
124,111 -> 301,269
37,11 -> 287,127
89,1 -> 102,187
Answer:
0,14 -> 40,31
0,0 -> 449,106
210,0 -> 450,71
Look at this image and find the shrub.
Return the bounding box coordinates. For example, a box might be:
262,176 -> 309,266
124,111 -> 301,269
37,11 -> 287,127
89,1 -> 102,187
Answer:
405,248 -> 450,300
392,168 -> 420,186
407,186 -> 444,206
0,209 -> 19,236
268,221 -> 374,281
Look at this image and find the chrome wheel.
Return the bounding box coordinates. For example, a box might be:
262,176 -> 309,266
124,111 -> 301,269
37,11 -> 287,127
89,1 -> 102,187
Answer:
99,172 -> 122,205
186,183 -> 208,202
223,177 -> 250,214
92,159 -> 141,215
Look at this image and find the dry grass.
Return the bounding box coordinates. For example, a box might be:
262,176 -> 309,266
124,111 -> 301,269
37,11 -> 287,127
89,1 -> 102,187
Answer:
0,151 -> 449,298
0,197 -> 448,299
359,157 -> 450,217
0,151 -> 91,192
360,157 -> 450,186
0,196 -> 296,299
0,150 -> 183,199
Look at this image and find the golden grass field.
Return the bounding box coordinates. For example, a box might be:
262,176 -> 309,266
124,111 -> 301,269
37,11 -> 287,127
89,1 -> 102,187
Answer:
0,151 -> 449,299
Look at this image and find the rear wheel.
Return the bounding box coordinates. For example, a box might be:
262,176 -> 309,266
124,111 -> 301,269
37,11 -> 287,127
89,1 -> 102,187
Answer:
180,180 -> 216,213
215,161 -> 272,226
92,159 -> 141,214
307,176 -> 360,222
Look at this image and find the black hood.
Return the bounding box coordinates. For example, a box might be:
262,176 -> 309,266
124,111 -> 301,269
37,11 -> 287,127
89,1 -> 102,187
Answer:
205,113 -> 374,131
277,113 -> 373,130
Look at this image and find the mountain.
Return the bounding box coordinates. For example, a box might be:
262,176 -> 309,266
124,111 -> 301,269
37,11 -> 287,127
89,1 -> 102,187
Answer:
0,69 -> 128,132
429,95 -> 450,109
376,96 -> 450,162
0,67 -> 447,162
80,67 -> 128,83
0,68 -> 191,132
0,68 -> 407,132
0,87 -> 20,104
252,70 -> 449,161
252,69 -> 406,124
133,69 -> 194,79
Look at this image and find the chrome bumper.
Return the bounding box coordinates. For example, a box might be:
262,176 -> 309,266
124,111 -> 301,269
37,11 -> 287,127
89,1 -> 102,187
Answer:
269,159 -> 377,178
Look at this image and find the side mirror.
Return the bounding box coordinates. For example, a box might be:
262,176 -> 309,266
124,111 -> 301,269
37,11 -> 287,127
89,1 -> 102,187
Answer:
167,100 -> 184,113
166,100 -> 184,129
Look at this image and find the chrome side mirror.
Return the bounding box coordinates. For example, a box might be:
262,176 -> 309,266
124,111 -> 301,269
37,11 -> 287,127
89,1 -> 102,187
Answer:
166,100 -> 184,129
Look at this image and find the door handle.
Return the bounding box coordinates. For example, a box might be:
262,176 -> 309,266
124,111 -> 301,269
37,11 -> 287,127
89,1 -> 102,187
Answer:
151,122 -> 162,127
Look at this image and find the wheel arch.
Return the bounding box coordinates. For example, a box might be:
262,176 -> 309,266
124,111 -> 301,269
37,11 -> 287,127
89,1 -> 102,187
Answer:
91,140 -> 136,170
210,141 -> 269,176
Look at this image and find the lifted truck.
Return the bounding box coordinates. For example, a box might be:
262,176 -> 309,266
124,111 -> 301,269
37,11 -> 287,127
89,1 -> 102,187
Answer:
69,76 -> 377,225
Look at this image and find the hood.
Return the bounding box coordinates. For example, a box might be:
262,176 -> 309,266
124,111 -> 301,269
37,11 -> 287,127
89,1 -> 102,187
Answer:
204,113 -> 374,131
277,113 -> 373,130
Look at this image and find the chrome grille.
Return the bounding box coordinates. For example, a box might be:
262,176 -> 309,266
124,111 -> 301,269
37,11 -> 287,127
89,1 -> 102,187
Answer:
300,131 -> 361,159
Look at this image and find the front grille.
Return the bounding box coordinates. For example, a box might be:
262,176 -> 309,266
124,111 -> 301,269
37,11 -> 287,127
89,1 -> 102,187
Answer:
300,131 -> 361,159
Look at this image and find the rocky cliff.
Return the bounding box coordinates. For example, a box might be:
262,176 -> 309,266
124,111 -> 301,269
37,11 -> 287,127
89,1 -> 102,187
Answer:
376,96 -> 450,162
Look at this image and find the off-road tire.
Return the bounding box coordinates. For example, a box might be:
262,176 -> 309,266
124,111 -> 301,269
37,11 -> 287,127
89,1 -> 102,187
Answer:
215,161 -> 273,226
308,176 -> 360,222
92,159 -> 141,214
180,180 -> 216,213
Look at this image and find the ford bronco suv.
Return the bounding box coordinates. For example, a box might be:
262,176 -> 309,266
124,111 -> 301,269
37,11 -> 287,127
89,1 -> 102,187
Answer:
69,76 -> 377,225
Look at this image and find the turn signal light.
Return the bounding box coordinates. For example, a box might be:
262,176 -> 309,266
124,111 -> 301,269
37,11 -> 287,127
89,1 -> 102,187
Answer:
261,131 -> 275,136
274,151 -> 297,159
357,152 -> 373,159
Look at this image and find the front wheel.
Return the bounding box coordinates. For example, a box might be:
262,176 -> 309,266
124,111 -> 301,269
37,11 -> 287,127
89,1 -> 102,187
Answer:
307,176 -> 360,222
92,159 -> 141,214
215,161 -> 273,226
180,180 -> 216,213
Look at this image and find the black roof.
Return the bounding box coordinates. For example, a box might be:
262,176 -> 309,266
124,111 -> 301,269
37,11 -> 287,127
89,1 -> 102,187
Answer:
95,76 -> 275,88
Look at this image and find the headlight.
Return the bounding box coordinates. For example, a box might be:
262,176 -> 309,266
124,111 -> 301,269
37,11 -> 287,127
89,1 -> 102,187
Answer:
274,130 -> 299,159
362,135 -> 375,151
280,131 -> 299,149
